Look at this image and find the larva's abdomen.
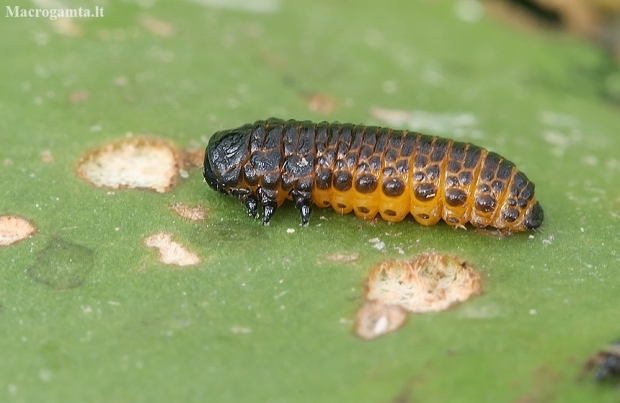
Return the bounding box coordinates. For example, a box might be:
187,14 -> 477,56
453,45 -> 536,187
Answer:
203,118 -> 544,231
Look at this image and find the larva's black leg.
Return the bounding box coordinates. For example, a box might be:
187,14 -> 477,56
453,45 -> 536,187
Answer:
231,188 -> 259,219
245,195 -> 259,219
262,204 -> 276,225
292,190 -> 312,226
300,205 -> 311,226
257,187 -> 278,225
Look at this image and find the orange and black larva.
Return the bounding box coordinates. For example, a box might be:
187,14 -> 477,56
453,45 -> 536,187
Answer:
203,118 -> 544,231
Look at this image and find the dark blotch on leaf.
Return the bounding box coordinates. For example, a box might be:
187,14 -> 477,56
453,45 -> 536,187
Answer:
26,236 -> 94,290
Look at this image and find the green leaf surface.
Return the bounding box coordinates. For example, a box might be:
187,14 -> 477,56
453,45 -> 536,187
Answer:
1,1 -> 620,402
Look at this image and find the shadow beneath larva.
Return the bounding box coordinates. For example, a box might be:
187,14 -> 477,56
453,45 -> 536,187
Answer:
196,217 -> 271,245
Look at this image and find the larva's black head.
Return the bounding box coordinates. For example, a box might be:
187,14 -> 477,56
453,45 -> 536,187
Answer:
203,125 -> 252,194
203,149 -> 222,193
524,201 -> 544,230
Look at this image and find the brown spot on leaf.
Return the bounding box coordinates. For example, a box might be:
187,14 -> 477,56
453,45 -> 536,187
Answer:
113,76 -> 129,86
324,252 -> 359,263
144,232 -> 200,267
169,202 -> 208,221
69,90 -> 89,103
513,364 -> 562,403
76,136 -> 183,193
140,16 -> 175,37
304,93 -> 338,114
183,148 -> 206,168
40,150 -> 54,163
52,18 -> 83,37
354,301 -> 408,340
0,216 -> 36,246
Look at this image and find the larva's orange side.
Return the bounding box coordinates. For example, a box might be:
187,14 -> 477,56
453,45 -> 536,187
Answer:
203,118 -> 544,231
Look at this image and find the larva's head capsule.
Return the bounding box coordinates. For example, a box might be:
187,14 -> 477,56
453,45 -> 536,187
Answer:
524,201 -> 544,230
203,152 -> 222,193
203,125 -> 253,194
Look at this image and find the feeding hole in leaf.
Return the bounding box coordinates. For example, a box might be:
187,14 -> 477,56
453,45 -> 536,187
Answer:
355,253 -> 482,339
0,215 -> 36,246
76,136 -> 183,193
144,232 -> 201,267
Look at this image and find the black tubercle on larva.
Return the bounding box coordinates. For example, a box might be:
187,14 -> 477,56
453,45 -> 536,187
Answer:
204,118 -> 544,231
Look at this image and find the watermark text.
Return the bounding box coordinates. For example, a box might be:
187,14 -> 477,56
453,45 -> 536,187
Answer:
6,6 -> 105,20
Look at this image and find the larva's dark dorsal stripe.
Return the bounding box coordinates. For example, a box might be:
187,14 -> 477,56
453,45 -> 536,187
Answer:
203,118 -> 544,231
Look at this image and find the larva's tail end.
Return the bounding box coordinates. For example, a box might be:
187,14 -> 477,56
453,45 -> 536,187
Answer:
524,201 -> 544,231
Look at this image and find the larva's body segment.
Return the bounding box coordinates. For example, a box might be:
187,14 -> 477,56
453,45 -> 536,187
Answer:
204,118 -> 544,231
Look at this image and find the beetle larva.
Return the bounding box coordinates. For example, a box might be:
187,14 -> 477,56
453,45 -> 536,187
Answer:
203,118 -> 544,231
